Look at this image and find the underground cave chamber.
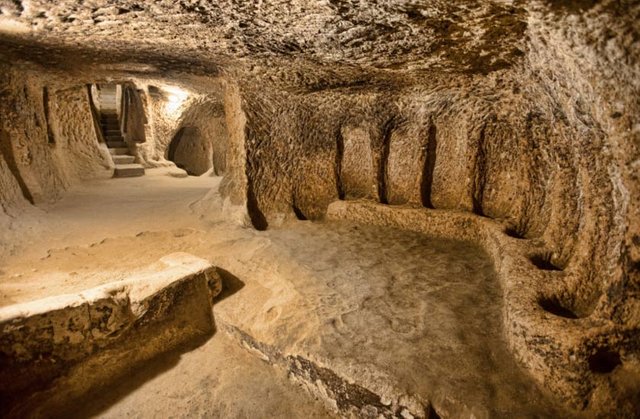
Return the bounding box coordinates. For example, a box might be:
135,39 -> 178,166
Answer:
0,1 -> 639,418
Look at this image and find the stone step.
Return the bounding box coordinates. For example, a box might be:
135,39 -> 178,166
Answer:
112,155 -> 136,165
105,135 -> 124,141
109,147 -> 130,156
113,163 -> 145,178
107,141 -> 127,148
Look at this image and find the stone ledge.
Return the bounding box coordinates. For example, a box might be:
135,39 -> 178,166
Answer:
220,321 -> 430,418
326,199 -> 639,416
0,252 -> 221,417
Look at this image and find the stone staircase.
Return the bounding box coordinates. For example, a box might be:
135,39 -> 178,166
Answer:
100,112 -> 145,178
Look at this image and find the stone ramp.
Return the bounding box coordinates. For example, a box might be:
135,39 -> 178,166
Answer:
0,253 -> 221,418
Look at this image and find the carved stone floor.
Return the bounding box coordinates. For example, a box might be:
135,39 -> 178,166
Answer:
0,173 -> 573,417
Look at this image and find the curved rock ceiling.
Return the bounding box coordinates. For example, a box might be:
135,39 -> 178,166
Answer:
1,0 -> 526,73
0,1 -> 637,92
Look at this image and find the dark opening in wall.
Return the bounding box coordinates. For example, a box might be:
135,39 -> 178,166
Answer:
42,87 -> 55,145
529,252 -> 563,271
539,285 -> 600,319
588,349 -> 621,374
504,226 -> 527,239
122,87 -> 130,134
335,127 -> 345,200
471,125 -> 487,217
427,405 -> 441,419
292,204 -> 308,221
538,296 -> 578,319
167,127 -> 185,164
421,124 -> 437,209
247,183 -> 268,231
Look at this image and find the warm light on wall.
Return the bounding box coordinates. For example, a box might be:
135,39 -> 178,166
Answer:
163,86 -> 189,115
0,17 -> 30,34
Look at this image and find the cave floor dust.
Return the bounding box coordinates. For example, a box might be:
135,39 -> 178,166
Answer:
0,170 -> 569,417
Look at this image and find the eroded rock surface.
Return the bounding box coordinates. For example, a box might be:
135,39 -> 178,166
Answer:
0,0 -> 638,416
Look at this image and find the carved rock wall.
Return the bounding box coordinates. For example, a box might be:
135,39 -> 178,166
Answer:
0,65 -> 110,208
0,0 -> 637,414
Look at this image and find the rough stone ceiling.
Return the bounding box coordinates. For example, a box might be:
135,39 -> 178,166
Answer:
0,0 -> 529,87
2,0 -> 638,94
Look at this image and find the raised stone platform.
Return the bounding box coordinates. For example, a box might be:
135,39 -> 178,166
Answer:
211,218 -> 572,418
0,252 -> 221,418
325,200 -> 640,416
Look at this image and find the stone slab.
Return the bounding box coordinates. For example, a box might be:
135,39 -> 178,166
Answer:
0,252 -> 221,417
114,163 -> 145,178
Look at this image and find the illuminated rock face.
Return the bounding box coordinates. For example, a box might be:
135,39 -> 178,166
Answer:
0,0 -> 638,416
